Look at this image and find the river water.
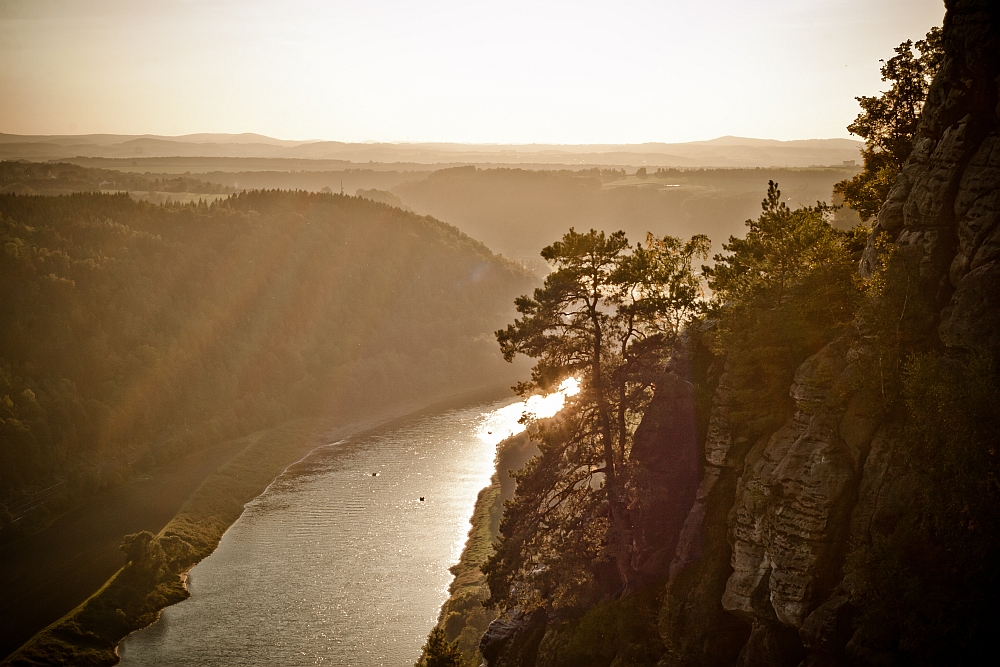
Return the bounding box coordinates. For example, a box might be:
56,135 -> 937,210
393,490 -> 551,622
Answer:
118,382 -> 576,667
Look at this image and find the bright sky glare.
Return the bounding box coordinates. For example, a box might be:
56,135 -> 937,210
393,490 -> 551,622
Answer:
0,0 -> 944,143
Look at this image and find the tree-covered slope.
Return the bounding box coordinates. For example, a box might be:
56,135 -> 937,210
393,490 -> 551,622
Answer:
0,190 -> 532,529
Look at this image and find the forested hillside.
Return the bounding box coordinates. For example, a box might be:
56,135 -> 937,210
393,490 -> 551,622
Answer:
8,159 -> 862,269
391,166 -> 860,263
0,190 -> 532,533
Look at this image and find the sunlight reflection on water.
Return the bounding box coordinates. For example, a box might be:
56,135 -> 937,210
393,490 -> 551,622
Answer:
117,383 -> 576,667
476,377 -> 579,446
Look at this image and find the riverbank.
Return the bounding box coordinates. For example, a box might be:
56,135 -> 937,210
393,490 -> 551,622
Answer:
420,430 -> 540,667
0,436 -> 250,659
3,385 -> 514,667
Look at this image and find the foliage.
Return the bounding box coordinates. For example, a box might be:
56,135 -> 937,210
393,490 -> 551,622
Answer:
416,627 -> 463,667
850,235 -> 938,413
540,583 -> 664,667
355,188 -> 411,211
484,415 -> 611,611
834,28 -> 943,220
705,181 -> 861,439
487,228 -> 708,606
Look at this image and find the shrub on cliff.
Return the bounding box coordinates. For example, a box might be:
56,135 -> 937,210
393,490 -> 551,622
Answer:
416,627 -> 463,667
705,180 -> 862,442
834,28 -> 943,221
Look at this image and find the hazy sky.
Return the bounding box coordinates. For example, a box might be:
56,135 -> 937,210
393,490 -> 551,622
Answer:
0,0 -> 944,143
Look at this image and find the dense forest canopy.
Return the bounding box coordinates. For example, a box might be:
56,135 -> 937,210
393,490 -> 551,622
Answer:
0,190 -> 532,529
2,160 -> 864,274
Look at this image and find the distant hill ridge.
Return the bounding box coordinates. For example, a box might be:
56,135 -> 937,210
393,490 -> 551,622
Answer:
0,132 -> 861,168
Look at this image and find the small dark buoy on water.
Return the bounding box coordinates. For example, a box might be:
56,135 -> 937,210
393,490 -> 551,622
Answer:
419,497 -> 425,502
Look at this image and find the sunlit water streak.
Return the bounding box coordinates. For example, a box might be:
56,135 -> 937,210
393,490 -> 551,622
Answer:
118,383 -> 576,667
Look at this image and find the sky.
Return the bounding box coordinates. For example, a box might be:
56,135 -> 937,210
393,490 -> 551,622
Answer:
0,0 -> 945,144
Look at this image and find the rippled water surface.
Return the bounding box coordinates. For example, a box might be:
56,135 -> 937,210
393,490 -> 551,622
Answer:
118,398 -> 521,667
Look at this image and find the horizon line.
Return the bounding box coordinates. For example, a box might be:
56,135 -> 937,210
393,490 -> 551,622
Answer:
0,131 -> 863,147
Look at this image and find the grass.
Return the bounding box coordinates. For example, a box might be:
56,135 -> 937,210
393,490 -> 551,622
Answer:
158,419 -> 321,557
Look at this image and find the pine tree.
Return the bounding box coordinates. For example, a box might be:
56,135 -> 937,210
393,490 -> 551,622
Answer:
835,28 -> 943,221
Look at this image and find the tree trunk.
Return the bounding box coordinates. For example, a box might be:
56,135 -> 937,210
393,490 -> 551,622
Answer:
590,312 -> 632,592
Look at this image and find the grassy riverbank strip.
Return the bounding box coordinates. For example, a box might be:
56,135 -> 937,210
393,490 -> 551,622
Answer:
420,431 -> 539,667
2,418 -> 325,667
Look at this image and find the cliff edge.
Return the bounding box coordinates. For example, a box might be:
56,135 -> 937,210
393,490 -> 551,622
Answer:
479,2 -> 999,665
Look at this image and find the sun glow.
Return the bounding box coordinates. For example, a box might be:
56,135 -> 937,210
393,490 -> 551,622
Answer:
476,378 -> 580,446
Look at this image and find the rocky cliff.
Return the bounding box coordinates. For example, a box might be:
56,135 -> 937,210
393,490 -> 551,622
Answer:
660,1 -> 1000,665
480,2 -> 999,665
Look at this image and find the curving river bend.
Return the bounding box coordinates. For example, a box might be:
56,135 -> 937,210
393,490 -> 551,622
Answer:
118,384 -> 575,667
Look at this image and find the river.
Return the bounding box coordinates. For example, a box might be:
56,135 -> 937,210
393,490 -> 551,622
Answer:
117,382 -> 576,667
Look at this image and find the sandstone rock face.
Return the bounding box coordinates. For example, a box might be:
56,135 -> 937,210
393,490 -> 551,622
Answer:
658,369 -> 752,667
798,595 -> 853,666
703,373 -> 739,468
722,341 -> 856,634
662,2 -> 1000,665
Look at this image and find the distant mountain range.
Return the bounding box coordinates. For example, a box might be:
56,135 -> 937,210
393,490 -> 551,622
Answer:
0,133 -> 862,168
